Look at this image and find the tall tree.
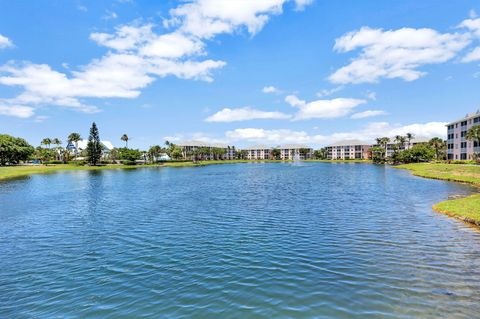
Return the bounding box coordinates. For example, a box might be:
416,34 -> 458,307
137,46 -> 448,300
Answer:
121,134 -> 129,148
0,134 -> 35,166
41,138 -> 52,149
87,122 -> 102,166
429,137 -> 446,160
68,133 -> 81,157
376,137 -> 390,160
466,126 -> 480,151
406,132 -> 415,148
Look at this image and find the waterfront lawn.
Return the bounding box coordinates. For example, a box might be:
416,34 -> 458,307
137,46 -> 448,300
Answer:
0,160 -> 285,181
395,163 -> 480,185
397,163 -> 480,225
433,194 -> 480,226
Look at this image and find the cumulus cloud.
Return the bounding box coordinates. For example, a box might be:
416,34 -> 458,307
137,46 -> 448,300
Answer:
285,94 -> 366,120
205,107 -> 290,122
329,26 -> 470,84
0,34 -> 13,49
0,104 -> 35,118
262,85 -> 280,94
350,110 -> 387,119
224,121 -> 446,146
294,0 -> 314,11
316,86 -> 343,97
0,0 -> 308,118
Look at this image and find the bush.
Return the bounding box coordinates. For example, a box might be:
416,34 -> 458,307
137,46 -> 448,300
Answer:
43,160 -> 63,165
69,160 -> 86,166
121,160 -> 137,165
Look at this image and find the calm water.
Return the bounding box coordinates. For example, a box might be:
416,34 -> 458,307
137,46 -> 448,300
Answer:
1,163 -> 480,318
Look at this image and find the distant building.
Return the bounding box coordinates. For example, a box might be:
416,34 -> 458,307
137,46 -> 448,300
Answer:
176,141 -> 236,160
383,137 -> 430,158
446,111 -> 480,160
66,139 -> 114,158
326,140 -> 372,160
242,145 -> 272,160
277,144 -> 313,160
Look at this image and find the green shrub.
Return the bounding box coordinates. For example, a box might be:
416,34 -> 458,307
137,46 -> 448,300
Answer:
43,160 -> 63,165
121,160 -> 137,165
69,160 -> 86,166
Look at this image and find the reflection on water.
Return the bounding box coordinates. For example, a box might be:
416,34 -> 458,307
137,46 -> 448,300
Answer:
1,163 -> 480,318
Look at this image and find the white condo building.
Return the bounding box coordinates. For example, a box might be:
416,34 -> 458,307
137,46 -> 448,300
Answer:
447,111 -> 480,160
277,144 -> 313,160
242,145 -> 272,160
326,140 -> 372,160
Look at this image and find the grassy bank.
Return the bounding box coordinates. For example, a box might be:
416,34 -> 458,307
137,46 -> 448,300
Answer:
0,159 -> 287,181
306,159 -> 372,163
396,163 -> 480,226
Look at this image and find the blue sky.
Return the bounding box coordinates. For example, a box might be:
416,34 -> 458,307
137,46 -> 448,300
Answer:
0,0 -> 479,149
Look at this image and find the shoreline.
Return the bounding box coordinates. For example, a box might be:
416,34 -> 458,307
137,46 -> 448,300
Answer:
0,159 -> 373,182
3,161 -> 479,228
395,163 -> 480,228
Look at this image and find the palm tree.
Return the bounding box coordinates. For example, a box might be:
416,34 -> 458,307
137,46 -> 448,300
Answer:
121,134 -> 129,148
394,135 -> 407,150
466,126 -> 480,154
406,133 -> 415,149
376,137 -> 390,159
41,138 -> 52,149
52,138 -> 62,160
429,137 -> 446,160
68,133 -> 81,157
52,138 -> 62,148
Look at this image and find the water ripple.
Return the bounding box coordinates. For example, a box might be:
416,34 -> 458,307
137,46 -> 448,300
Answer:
1,163 -> 480,318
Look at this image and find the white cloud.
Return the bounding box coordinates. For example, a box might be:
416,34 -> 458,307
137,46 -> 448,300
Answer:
294,0 -> 314,11
0,0 -> 309,118
285,94 -> 366,120
34,115 -> 49,123
205,107 -> 290,122
102,10 -> 118,20
462,47 -> 480,62
0,104 -> 35,118
167,0 -> 287,39
329,26 -> 470,84
0,34 -> 13,49
459,17 -> 480,37
225,121 -> 446,146
262,85 -> 280,94
350,110 -> 386,119
470,9 -> 478,19
364,91 -> 376,100
316,86 -> 343,97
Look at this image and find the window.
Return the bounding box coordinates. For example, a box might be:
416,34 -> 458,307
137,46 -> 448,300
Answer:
461,142 -> 467,149
461,121 -> 467,126
461,131 -> 467,137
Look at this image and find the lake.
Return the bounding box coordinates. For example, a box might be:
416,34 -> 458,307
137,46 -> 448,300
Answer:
1,162 -> 480,318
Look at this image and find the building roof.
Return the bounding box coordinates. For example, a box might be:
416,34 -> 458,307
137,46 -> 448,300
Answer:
241,144 -> 272,150
277,144 -> 312,149
76,139 -> 114,150
176,140 -> 231,148
327,139 -> 371,147
447,110 -> 480,125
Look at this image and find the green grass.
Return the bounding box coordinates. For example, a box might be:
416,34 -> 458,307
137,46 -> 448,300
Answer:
396,163 -> 480,225
306,159 -> 372,163
433,194 -> 480,226
395,163 -> 480,185
0,159 -> 290,181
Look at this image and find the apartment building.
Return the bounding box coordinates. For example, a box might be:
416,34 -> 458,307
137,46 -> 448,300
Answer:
447,111 -> 480,160
326,140 -> 372,160
277,144 -> 313,160
242,145 -> 272,160
177,141 -> 236,160
384,137 -> 430,158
